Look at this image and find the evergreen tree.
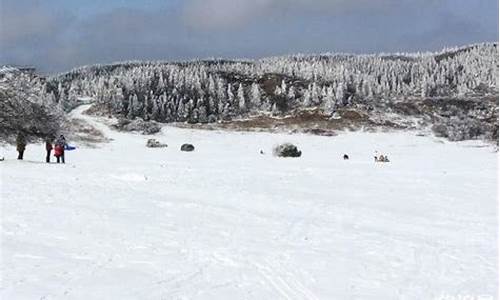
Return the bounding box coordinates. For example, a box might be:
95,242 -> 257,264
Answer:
237,83 -> 246,112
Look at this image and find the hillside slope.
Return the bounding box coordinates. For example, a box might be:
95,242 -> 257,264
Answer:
1,106 -> 497,299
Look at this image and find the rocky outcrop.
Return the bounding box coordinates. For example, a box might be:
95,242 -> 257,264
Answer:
146,139 -> 168,148
181,144 -> 195,152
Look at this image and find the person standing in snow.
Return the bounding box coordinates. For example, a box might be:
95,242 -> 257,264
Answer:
55,135 -> 67,164
45,137 -> 53,163
16,133 -> 27,160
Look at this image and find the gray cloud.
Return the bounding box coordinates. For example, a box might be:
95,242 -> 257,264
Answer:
0,1 -> 75,70
0,0 -> 497,73
183,0 -> 274,29
181,0 -> 431,29
0,1 -> 72,45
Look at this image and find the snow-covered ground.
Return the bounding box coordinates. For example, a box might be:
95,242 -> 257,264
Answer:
1,105 -> 498,299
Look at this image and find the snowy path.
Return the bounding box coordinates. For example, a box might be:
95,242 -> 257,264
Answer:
1,106 -> 498,299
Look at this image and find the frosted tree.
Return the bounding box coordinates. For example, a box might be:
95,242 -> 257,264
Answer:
177,100 -> 186,121
237,83 -> 246,112
323,86 -> 336,114
303,89 -> 312,107
335,83 -> 345,104
250,83 -> 261,108
280,80 -> 287,95
197,99 -> 208,123
111,87 -> 125,114
287,86 -> 296,100
0,71 -> 64,142
227,85 -> 234,105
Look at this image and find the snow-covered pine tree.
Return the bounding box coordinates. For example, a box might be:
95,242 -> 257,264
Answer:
237,83 -> 246,112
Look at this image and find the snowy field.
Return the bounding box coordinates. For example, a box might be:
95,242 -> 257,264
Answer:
1,106 -> 498,299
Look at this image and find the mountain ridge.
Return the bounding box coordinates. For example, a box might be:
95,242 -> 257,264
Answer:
1,42 -> 498,143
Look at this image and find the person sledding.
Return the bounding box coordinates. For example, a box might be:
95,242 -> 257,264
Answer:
377,154 -> 390,163
374,151 -> 390,163
54,135 -> 67,164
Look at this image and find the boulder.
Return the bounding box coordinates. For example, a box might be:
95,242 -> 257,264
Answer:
146,139 -> 168,148
181,144 -> 195,152
273,143 -> 302,158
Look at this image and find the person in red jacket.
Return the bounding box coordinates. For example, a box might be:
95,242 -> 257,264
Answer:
54,144 -> 64,163
54,135 -> 66,164
45,138 -> 53,163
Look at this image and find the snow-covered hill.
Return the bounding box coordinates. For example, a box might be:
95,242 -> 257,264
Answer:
1,106 -> 497,299
3,43 -> 497,143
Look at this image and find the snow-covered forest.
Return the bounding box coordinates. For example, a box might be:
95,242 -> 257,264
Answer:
2,43 -> 498,142
47,43 -> 498,119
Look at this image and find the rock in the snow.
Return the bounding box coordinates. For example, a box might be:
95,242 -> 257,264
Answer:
114,118 -> 161,135
273,143 -> 302,158
146,139 -> 168,148
181,144 -> 195,152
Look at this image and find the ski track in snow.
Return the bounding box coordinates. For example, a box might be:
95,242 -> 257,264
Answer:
1,104 -> 498,299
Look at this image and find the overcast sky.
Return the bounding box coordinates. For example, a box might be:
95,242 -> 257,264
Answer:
0,0 -> 498,73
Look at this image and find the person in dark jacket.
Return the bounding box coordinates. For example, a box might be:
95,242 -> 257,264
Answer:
45,138 -> 53,163
55,135 -> 67,164
16,133 -> 27,160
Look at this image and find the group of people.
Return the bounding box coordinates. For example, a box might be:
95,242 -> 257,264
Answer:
46,135 -> 67,163
374,152 -> 390,163
15,134 -> 68,164
342,153 -> 390,162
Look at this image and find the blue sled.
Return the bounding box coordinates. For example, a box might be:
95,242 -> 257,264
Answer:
65,145 -> 77,151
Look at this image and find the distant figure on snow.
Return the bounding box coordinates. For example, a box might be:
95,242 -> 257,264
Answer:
54,135 -> 67,164
16,133 -> 27,160
260,150 -> 265,155
343,154 -> 349,160
375,153 -> 390,163
45,137 -> 54,163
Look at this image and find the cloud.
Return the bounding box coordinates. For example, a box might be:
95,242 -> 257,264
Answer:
183,0 -> 274,29
71,8 -> 195,63
0,1 -> 73,45
182,0 -> 413,30
0,0 -> 76,70
0,0 -> 497,73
